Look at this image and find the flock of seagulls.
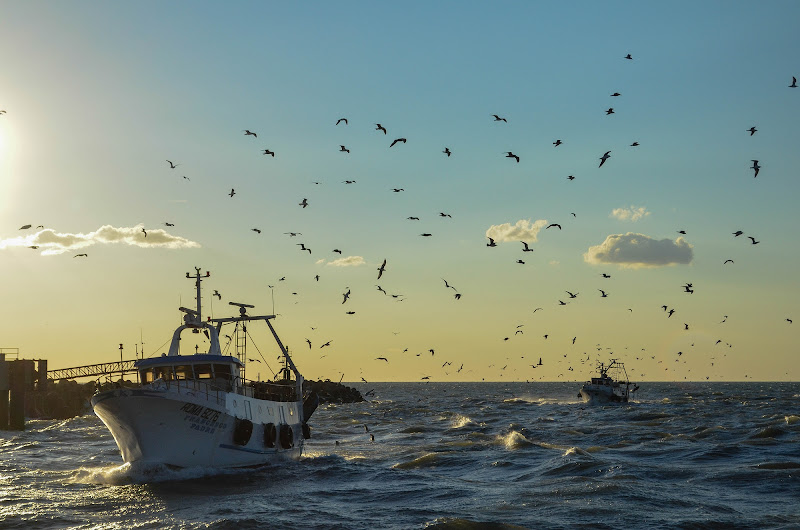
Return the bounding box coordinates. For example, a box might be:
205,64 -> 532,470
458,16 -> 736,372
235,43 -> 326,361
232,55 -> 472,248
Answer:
4,55 -> 796,384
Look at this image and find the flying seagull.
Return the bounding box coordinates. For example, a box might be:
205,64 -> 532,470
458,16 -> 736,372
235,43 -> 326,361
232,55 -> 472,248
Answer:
377,259 -> 387,280
74,253 -> 88,258
606,108 -> 615,115
750,160 -> 760,178
492,114 -> 507,122
546,223 -> 561,230
443,147 -> 451,157
487,237 -> 497,247
166,160 -> 179,169
376,123 -> 387,134
599,151 -> 611,167
299,198 -> 308,208
340,145 -> 350,153
390,138 -> 407,148
625,54 -> 633,60
244,130 -> 257,137
336,118 -> 348,125
790,76 -> 797,88
553,139 -> 562,147
505,151 -> 520,163
262,149 -> 275,157
229,189 -> 235,197
747,127 -> 757,136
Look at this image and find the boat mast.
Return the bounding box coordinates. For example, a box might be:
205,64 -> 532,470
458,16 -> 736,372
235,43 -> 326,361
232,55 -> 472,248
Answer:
186,267 -> 211,323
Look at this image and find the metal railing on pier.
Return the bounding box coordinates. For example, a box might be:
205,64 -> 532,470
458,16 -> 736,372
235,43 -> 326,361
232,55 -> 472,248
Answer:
47,360 -> 137,381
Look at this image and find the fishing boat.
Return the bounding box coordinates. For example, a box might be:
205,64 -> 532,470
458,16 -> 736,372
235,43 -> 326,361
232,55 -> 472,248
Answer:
91,268 -> 318,468
578,359 -> 638,404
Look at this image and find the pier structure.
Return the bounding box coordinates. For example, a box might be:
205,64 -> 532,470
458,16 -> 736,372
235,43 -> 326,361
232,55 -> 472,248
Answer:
0,349 -> 48,430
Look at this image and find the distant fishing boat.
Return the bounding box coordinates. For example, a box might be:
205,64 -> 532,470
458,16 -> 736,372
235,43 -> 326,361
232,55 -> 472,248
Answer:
578,359 -> 637,404
91,268 -> 318,468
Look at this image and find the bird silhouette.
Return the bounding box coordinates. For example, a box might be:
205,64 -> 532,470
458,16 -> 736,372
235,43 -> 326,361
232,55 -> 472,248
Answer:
567,175 -> 575,180
599,151 -> 611,167
165,222 -> 174,227
630,142 -> 640,147
546,223 -> 562,230
252,228 -> 261,234
748,236 -> 760,245
505,151 -> 520,163
74,253 -> 88,258
606,108 -> 615,115
625,54 -> 633,60
299,198 -> 308,208
166,160 -> 179,169
229,189 -> 235,197
407,216 -> 420,220
297,243 -> 311,254
751,160 -> 760,177
733,230 -> 743,237
336,118 -> 347,125
790,76 -> 797,88
141,228 -> 147,237
553,139 -> 562,146
377,259 -> 387,280
390,138 -> 407,148
492,114 -> 507,122
599,289 -> 608,298
340,145 -> 350,153
244,130 -> 257,137
443,147 -> 451,156
19,224 -> 31,230
376,123 -> 387,134
487,237 -> 497,247
521,241 -> 534,252
262,149 -> 275,157
611,92 -> 621,97
747,127 -> 757,136
333,249 -> 342,254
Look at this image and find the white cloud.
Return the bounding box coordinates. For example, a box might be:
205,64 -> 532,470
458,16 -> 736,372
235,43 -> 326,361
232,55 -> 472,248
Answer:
486,219 -> 548,243
0,224 -> 201,255
584,232 -> 693,268
326,256 -> 365,267
610,206 -> 650,222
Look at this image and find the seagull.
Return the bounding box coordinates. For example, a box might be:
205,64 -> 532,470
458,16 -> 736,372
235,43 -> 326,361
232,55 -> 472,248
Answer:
733,230 -> 743,237
333,249 -> 342,254
667,309 -> 675,318
306,338 -> 312,349
213,290 -> 222,300
567,175 -> 575,180
631,142 -> 639,147
262,149 -> 275,157
566,291 -> 578,298
442,279 -> 457,291
521,241 -> 534,252
546,223 -> 561,230
790,76 -> 797,88
299,198 -> 308,208
165,222 -> 174,227
606,108 -> 615,115
748,236 -> 760,245
747,127 -> 757,136
320,341 -> 332,348
376,357 -> 389,362
601,273 -> 611,278
611,92 -> 621,97
74,253 -> 88,258
443,147 -> 451,157
751,160 -> 760,178
599,289 -> 608,298
284,232 -> 302,237
420,233 -> 432,237
407,216 -> 420,220
516,259 -> 525,265
454,293 -> 462,300
297,243 -> 311,254
229,189 -> 235,197
392,188 -> 404,193
487,237 -> 497,247
340,145 -> 350,153
343,180 -> 356,184
376,123 -> 387,134
439,212 -> 452,218
505,151 -> 520,163
553,139 -> 562,147
336,118 -> 348,125
244,130 -> 257,137
625,54 -> 633,60
390,138 -> 406,148
492,114 -> 507,122
599,151 -> 611,167
377,259 -> 387,280
724,259 -> 734,264
141,228 -> 147,237
342,288 -> 351,304
19,224 -> 31,230
166,160 -> 179,169
252,228 -> 261,234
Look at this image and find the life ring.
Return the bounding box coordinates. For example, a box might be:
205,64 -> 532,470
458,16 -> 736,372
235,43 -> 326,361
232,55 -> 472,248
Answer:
264,422 -> 277,448
233,418 -> 253,446
279,424 -> 294,449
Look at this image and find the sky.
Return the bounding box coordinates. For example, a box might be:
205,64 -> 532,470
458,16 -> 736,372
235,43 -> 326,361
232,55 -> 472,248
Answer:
1,1 -> 798,383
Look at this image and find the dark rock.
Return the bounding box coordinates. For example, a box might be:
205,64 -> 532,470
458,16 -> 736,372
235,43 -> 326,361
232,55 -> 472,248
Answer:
302,379 -> 364,404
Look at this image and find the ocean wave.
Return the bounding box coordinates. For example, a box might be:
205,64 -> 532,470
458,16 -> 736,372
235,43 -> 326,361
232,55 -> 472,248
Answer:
424,517 -> 527,529
69,461 -> 244,484
786,415 -> 799,425
748,425 -> 786,440
501,431 -> 534,450
449,414 -> 477,429
392,452 -> 443,470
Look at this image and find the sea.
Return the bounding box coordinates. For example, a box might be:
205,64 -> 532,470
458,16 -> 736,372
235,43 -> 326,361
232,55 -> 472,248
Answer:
1,382 -> 799,529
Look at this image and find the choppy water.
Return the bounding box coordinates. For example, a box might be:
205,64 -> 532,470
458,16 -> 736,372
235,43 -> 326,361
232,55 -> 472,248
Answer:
1,382 -> 799,529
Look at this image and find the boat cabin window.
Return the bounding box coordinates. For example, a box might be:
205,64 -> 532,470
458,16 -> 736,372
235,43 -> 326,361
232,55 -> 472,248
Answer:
141,369 -> 154,384
194,364 -> 213,379
155,366 -> 174,381
213,364 -> 232,381
174,365 -> 192,380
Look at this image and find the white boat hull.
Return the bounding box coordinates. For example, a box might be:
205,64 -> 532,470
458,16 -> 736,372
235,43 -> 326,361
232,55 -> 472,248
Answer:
92,386 -> 304,468
579,385 -> 628,404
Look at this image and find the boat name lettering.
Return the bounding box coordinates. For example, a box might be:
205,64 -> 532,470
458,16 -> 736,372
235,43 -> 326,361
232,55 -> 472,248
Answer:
180,403 -> 221,422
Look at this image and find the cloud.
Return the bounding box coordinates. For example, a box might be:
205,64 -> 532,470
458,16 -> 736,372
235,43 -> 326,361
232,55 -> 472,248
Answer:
584,232 -> 693,268
485,219 -> 548,243
610,206 -> 650,222
326,256 -> 365,267
0,224 -> 201,255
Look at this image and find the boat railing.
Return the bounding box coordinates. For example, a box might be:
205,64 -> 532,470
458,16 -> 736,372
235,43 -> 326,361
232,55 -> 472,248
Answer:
144,376 -> 298,404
